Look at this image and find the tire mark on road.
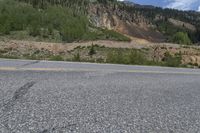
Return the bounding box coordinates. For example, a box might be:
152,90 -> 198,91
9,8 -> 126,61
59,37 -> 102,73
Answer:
18,60 -> 40,68
0,81 -> 36,132
2,81 -> 36,112
40,123 -> 78,133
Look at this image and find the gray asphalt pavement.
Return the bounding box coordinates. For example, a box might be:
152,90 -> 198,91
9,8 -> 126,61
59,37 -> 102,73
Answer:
1,59 -> 200,133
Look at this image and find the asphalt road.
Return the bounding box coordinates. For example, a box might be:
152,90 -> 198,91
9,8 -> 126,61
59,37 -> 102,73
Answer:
1,59 -> 200,133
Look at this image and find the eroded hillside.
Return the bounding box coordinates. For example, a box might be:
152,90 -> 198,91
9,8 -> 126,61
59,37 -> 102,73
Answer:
88,1 -> 200,44
88,3 -> 165,42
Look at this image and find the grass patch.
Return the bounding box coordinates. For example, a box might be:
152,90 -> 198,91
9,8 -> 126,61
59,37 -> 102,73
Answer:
49,55 -> 64,61
162,52 -> 182,67
82,29 -> 131,42
106,49 -> 156,65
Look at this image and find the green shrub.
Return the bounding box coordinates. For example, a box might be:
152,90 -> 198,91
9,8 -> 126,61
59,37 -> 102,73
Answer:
102,29 -> 131,42
106,50 -> 126,64
73,52 -> 81,61
88,44 -> 96,56
106,49 -> 149,65
49,55 -> 64,61
128,50 -> 146,65
162,52 -> 182,67
172,32 -> 191,45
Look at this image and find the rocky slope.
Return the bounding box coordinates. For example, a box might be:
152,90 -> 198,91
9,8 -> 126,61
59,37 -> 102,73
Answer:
88,3 -> 165,42
88,1 -> 200,44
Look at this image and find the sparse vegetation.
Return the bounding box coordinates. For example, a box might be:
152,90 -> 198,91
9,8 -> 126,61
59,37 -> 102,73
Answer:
88,44 -> 96,57
73,52 -> 81,61
106,49 -> 165,66
162,52 -> 182,67
0,41 -> 198,68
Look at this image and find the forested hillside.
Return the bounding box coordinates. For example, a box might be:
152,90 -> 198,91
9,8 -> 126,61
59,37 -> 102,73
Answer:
0,0 -> 130,42
0,0 -> 200,44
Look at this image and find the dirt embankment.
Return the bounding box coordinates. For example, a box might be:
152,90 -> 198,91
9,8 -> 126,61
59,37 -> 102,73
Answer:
1,39 -> 200,67
0,39 -> 154,54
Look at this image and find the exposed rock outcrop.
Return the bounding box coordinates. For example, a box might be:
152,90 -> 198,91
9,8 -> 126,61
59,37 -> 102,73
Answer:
88,3 -> 166,42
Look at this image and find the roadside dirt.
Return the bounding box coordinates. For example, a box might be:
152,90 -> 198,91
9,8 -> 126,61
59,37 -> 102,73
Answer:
1,38 -> 200,66
0,38 -> 180,52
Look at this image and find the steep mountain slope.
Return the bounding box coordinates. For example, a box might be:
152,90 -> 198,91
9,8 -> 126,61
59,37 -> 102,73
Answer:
0,0 -> 130,42
88,3 -> 166,42
0,0 -> 200,44
88,0 -> 200,43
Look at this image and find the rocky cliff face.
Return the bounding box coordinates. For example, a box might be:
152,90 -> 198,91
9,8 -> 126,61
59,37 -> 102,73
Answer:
88,4 -> 117,30
88,3 -> 165,42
